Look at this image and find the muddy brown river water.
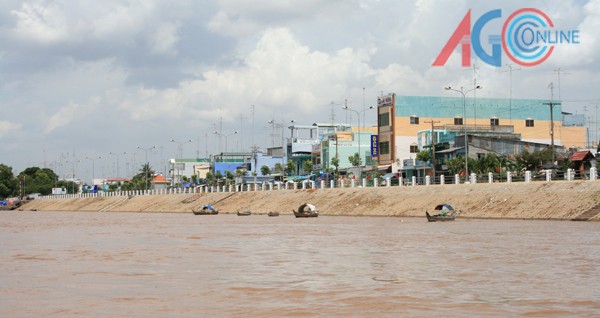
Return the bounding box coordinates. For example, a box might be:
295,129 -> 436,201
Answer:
1,211 -> 599,317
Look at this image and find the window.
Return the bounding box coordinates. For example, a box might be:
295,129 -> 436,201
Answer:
378,112 -> 390,127
526,119 -> 535,127
454,117 -> 463,125
379,141 -> 390,155
410,116 -> 419,125
490,118 -> 499,126
410,144 -> 419,153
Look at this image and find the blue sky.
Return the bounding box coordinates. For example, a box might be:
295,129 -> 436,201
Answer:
0,0 -> 598,181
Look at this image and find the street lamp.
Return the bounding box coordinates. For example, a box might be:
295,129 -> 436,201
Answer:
170,139 -> 193,159
85,156 -> 102,185
268,119 -> 294,149
342,105 -> 374,177
108,152 -> 121,178
213,132 -> 237,152
170,139 -> 192,186
444,85 -> 482,182
137,146 -> 155,190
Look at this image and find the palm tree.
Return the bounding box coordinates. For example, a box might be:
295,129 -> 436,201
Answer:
445,157 -> 465,175
331,156 -> 340,178
286,159 -> 295,176
273,163 -> 284,176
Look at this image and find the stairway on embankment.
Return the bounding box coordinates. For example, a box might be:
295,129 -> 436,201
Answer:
572,203 -> 600,221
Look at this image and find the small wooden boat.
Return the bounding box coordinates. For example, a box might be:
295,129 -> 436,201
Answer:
192,205 -> 219,215
293,203 -> 318,218
237,211 -> 251,216
267,211 -> 280,217
426,204 -> 459,222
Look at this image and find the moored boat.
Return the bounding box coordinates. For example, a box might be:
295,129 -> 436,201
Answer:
267,211 -> 279,217
426,204 -> 459,222
293,203 -> 318,218
237,211 -> 251,216
192,205 -> 219,215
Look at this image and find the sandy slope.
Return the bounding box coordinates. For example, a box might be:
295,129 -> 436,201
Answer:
20,180 -> 600,220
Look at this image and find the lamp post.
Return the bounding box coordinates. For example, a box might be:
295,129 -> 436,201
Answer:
213,132 -> 237,152
170,139 -> 192,186
170,139 -> 192,158
268,120 -> 294,160
342,105 -> 374,177
85,156 -> 101,185
137,146 -> 155,190
108,152 -> 121,179
444,85 -> 482,182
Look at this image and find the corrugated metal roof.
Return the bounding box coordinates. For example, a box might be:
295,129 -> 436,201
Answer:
570,150 -> 592,161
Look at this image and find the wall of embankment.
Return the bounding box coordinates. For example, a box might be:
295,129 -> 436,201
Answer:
19,180 -> 600,220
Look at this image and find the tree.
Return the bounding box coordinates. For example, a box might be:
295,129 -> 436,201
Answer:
348,153 -> 361,167
0,164 -> 18,198
273,163 -> 284,175
18,166 -> 58,195
416,150 -> 431,163
234,169 -> 247,177
286,159 -> 295,176
515,148 -> 555,172
445,157 -> 465,175
215,170 -> 223,185
127,163 -> 155,190
56,180 -> 80,194
261,165 -> 271,176
225,171 -> 234,184
205,172 -> 215,186
302,160 -> 313,174
331,156 -> 340,177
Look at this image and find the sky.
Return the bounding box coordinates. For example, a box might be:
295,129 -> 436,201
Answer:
0,0 -> 599,182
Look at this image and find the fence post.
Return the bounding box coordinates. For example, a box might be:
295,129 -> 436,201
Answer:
440,175 -> 445,185
488,172 -> 493,183
507,172 -> 512,183
591,167 -> 597,181
425,175 -> 430,185
412,176 -> 416,186
455,174 -> 460,185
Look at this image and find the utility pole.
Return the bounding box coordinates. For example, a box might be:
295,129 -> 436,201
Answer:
554,67 -> 569,101
472,62 -> 479,127
425,120 -> 440,179
500,64 -> 521,124
237,113 -> 246,152
543,83 -> 561,163
251,105 -> 255,149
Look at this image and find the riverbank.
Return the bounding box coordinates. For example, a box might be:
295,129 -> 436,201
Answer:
19,180 -> 600,220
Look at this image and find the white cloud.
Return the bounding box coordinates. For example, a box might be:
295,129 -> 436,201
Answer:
44,98 -> 97,133
11,2 -> 69,43
0,121 -> 22,138
116,28 -> 377,124
148,21 -> 181,56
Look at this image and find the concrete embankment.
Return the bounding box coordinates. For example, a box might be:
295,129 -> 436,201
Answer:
20,180 -> 600,220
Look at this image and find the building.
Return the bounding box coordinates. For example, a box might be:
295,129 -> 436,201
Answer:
286,122 -> 377,176
150,175 -> 170,191
169,158 -> 210,185
376,93 -> 587,173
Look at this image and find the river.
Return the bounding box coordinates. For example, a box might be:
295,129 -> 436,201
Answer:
1,211 -> 599,317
